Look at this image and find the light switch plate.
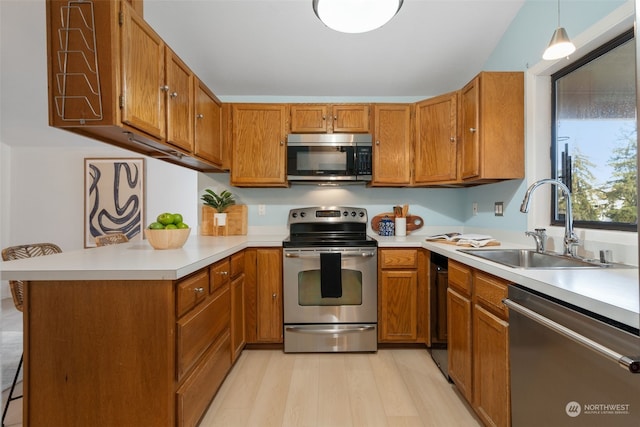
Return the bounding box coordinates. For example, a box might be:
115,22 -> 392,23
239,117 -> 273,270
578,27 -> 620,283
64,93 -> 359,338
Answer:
494,202 -> 504,216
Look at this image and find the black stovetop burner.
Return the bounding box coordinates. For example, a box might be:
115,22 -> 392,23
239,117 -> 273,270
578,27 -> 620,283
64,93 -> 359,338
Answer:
283,206 -> 377,248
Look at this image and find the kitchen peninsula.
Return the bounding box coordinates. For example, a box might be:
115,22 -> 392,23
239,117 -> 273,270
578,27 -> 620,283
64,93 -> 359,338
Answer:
2,234 -> 638,427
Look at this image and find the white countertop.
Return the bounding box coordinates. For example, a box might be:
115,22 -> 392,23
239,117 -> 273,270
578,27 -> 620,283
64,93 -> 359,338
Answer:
1,233 -> 638,329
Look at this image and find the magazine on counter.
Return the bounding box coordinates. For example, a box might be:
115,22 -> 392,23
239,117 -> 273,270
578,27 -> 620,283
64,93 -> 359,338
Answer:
426,233 -> 498,247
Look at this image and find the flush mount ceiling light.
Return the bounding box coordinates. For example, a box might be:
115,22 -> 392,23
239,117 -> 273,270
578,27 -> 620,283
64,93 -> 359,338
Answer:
543,0 -> 576,60
312,0 -> 403,34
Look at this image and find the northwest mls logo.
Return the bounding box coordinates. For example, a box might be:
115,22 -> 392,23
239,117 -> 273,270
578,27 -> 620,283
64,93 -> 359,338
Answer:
565,400 -> 631,417
566,401 -> 581,417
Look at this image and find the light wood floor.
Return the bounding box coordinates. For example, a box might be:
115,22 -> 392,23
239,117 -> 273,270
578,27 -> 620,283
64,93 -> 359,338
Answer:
201,349 -> 481,427
2,339 -> 482,427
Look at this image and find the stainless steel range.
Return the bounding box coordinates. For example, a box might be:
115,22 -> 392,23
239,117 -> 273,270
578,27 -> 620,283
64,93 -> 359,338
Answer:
283,206 -> 378,353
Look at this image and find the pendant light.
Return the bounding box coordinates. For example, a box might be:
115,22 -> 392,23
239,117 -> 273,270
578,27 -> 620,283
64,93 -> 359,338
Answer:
543,0 -> 576,60
312,0 -> 403,34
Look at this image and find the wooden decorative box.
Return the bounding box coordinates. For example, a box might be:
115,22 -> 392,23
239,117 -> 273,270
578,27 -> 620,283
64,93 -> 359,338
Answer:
201,205 -> 248,236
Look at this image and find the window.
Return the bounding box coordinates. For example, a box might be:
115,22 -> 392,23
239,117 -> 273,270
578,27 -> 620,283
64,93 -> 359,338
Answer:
551,29 -> 637,231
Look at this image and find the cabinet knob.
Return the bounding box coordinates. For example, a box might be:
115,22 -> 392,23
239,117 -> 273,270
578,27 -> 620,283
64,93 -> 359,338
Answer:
272,293 -> 277,299
469,127 -> 477,133
196,114 -> 204,119
216,271 -> 229,276
376,140 -> 380,145
280,141 -> 284,146
194,287 -> 204,293
450,137 -> 456,142
322,115 -> 326,120
160,85 -> 170,92
170,92 -> 178,98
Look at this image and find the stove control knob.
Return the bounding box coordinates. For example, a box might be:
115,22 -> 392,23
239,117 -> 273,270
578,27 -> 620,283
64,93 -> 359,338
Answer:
359,211 -> 365,217
300,212 -> 306,218
343,211 -> 348,216
351,211 -> 356,217
292,213 -> 298,218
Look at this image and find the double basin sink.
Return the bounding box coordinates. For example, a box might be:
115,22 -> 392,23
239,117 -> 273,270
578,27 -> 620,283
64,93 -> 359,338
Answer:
458,248 -> 622,269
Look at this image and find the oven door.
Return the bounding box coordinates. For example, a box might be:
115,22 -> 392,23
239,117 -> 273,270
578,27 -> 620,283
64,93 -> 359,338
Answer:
283,247 -> 377,324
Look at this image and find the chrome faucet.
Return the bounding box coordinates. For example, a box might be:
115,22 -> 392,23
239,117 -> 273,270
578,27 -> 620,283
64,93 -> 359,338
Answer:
520,179 -> 579,257
525,228 -> 547,253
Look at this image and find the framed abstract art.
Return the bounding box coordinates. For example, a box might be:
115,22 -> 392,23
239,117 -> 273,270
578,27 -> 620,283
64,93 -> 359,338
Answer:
84,158 -> 145,247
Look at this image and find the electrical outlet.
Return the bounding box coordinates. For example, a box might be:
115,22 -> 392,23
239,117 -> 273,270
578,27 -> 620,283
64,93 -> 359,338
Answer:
258,204 -> 266,216
472,202 -> 478,216
494,202 -> 504,216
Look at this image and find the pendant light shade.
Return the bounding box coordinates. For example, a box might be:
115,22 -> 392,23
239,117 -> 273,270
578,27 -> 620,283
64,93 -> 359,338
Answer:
543,0 -> 576,60
543,27 -> 576,60
312,0 -> 403,34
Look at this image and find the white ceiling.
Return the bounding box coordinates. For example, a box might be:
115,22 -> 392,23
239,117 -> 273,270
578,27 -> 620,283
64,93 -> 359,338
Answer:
143,0 -> 526,100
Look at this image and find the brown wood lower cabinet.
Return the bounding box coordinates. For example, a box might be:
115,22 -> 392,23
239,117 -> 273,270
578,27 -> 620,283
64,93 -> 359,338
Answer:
24,264 -> 234,427
244,247 -> 283,343
447,259 -> 511,427
378,249 -> 428,343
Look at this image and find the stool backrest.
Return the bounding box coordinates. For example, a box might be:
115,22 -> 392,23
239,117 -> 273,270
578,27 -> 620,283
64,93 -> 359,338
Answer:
1,243 -> 62,312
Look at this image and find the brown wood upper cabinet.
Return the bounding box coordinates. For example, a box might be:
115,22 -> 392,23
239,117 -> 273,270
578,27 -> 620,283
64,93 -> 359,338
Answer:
290,104 -> 370,133
194,79 -> 224,168
460,72 -> 524,183
230,104 -> 288,187
371,104 -> 413,186
45,0 -> 222,172
414,92 -> 459,185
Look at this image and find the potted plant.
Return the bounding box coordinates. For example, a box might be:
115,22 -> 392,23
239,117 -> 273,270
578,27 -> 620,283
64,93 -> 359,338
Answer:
201,189 -> 236,229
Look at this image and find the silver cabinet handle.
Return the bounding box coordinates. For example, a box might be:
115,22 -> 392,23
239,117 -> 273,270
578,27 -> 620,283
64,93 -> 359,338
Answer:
160,85 -> 169,92
272,293 -> 277,299
215,271 -> 228,275
376,140 -> 380,145
503,298 -> 640,374
194,287 -> 204,293
170,92 -> 178,98
450,137 -> 456,142
196,114 -> 204,119
469,127 -> 477,133
280,141 -> 284,146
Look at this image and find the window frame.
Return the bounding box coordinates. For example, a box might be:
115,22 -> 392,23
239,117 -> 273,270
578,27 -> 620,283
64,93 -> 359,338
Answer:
550,28 -> 637,232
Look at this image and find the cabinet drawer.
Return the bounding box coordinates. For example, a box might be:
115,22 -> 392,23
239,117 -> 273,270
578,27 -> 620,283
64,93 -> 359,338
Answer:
176,270 -> 209,318
176,331 -> 231,427
176,286 -> 230,381
474,271 -> 509,319
230,251 -> 245,278
210,258 -> 230,294
380,249 -> 418,269
448,260 -> 472,296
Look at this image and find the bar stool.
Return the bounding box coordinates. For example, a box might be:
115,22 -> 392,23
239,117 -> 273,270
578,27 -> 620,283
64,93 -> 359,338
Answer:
1,243 -> 62,426
95,232 -> 129,246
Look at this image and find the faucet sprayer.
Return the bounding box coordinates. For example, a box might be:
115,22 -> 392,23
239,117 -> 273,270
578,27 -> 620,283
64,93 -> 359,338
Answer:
520,179 -> 579,257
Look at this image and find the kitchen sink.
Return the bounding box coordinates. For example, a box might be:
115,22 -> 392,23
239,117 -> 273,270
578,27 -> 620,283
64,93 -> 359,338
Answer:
458,249 -> 613,269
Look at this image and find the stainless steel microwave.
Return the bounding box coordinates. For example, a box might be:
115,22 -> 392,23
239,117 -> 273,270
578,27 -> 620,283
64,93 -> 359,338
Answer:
286,134 -> 372,182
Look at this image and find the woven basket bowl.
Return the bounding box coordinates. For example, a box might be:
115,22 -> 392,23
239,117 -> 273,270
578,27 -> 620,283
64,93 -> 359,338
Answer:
144,228 -> 191,249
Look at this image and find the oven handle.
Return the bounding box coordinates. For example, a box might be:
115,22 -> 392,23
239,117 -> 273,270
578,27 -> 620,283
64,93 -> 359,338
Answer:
285,325 -> 376,334
284,251 -> 376,258
503,298 -> 640,374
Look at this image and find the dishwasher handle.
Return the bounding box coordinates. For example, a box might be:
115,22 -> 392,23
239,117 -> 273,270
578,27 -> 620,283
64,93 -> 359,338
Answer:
503,298 -> 640,374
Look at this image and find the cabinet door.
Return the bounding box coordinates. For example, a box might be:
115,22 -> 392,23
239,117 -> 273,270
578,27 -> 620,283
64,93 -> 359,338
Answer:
371,104 -> 412,185
194,80 -> 223,166
473,305 -> 510,427
121,6 -> 165,139
447,287 -> 473,403
290,104 -> 328,132
460,78 -> 480,179
165,48 -> 194,152
332,104 -> 370,132
231,104 -> 288,187
256,248 -> 283,342
379,270 -> 418,341
414,92 -> 458,184
230,273 -> 245,362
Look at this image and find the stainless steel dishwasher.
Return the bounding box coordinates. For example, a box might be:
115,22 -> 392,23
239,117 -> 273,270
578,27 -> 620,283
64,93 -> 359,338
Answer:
505,285 -> 640,427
